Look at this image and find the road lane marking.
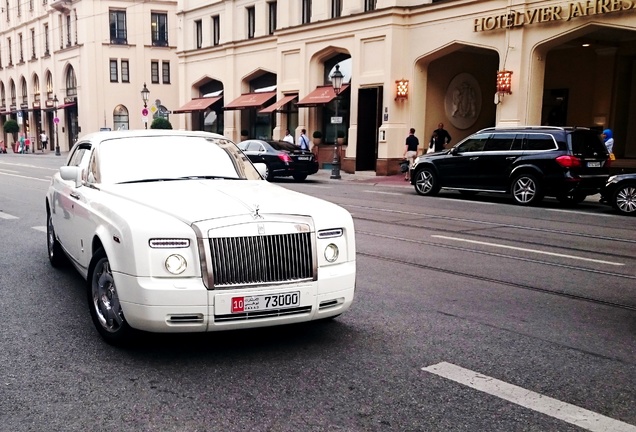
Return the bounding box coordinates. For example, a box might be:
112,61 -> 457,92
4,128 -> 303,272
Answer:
0,172 -> 50,182
432,235 -> 623,266
0,168 -> 20,173
0,212 -> 18,220
422,362 -> 636,432
362,190 -> 403,196
546,208 -> 616,217
33,226 -> 46,233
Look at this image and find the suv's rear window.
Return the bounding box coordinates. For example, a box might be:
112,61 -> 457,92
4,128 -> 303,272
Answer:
569,130 -> 608,157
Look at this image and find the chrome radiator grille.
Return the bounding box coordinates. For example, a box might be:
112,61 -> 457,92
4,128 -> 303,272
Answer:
209,232 -> 314,287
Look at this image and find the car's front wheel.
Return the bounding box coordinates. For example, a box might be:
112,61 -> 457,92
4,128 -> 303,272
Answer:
47,209 -> 66,267
88,248 -> 134,345
612,182 -> 636,216
511,174 -> 543,205
414,167 -> 440,196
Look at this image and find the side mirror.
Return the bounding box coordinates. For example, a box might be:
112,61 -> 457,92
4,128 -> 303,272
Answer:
253,163 -> 268,179
450,147 -> 458,155
59,166 -> 83,188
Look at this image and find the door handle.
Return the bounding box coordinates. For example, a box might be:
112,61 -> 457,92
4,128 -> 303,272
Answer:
470,157 -> 479,161
506,156 -> 516,160
70,192 -> 80,200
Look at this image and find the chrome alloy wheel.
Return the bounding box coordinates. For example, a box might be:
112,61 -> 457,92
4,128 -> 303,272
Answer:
512,175 -> 539,205
615,184 -> 636,215
91,258 -> 125,333
415,169 -> 437,195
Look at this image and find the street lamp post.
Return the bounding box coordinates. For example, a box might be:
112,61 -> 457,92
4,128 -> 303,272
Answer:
330,64 -> 344,180
141,83 -> 150,129
53,95 -> 60,156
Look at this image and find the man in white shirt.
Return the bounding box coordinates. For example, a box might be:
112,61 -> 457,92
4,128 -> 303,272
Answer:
298,129 -> 310,151
283,129 -> 294,144
40,131 -> 48,151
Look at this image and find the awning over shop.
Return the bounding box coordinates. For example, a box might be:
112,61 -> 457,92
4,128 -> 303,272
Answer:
224,91 -> 276,110
258,94 -> 298,114
173,96 -> 222,114
58,103 -> 76,109
296,85 -> 349,107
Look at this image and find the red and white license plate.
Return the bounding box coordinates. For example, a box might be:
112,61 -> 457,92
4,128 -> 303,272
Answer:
231,292 -> 301,313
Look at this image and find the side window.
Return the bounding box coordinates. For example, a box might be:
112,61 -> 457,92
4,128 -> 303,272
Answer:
67,144 -> 91,166
457,136 -> 487,153
246,142 -> 260,151
524,134 -> 557,151
484,133 -> 516,151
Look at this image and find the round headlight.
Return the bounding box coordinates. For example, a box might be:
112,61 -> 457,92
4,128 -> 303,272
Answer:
324,243 -> 339,263
165,254 -> 187,274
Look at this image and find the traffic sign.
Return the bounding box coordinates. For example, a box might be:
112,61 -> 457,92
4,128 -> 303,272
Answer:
53,117 -> 60,124
142,108 -> 149,116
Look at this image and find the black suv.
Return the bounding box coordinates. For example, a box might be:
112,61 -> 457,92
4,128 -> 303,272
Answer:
410,126 -> 610,205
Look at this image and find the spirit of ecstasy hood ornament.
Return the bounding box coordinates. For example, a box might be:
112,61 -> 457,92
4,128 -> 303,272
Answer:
251,204 -> 263,220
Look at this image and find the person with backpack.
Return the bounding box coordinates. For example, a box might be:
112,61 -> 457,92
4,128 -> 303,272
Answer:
298,129 -> 310,151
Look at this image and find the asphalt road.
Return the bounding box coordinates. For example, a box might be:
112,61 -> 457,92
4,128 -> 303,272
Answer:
1,152 -> 635,432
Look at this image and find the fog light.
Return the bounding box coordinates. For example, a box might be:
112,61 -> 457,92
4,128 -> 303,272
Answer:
165,254 -> 187,274
324,244 -> 339,263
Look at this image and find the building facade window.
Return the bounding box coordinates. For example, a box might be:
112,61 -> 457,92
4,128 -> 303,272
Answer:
247,7 -> 255,39
33,75 -> 40,102
195,20 -> 202,49
43,24 -> 49,55
58,15 -> 63,48
302,0 -> 311,24
109,10 -> 127,44
7,37 -> 12,66
162,61 -> 170,84
66,66 -> 77,97
151,61 -> 159,84
18,33 -> 23,63
151,13 -> 168,46
110,60 -> 118,82
268,2 -> 276,35
29,0 -> 33,11
5,0 -> 9,23
21,78 -> 27,105
364,0 -> 376,12
31,28 -> 36,59
66,14 -> 71,47
121,60 -> 129,83
332,0 -> 342,17
212,15 -> 220,46
17,0 -> 21,17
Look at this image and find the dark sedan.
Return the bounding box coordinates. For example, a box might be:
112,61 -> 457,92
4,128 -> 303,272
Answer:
238,139 -> 319,181
600,173 -> 636,216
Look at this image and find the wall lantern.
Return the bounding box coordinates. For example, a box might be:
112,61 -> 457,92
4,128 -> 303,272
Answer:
395,79 -> 409,100
496,70 -> 513,95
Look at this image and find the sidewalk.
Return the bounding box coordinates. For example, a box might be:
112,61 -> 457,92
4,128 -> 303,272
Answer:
312,168 -> 410,187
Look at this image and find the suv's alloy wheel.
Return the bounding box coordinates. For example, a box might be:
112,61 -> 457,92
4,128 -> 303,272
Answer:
414,167 -> 440,196
511,174 -> 543,205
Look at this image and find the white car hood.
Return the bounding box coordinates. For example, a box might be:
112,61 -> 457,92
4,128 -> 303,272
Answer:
101,180 -> 332,223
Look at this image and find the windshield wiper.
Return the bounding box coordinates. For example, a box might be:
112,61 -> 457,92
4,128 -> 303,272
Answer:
119,176 -> 242,184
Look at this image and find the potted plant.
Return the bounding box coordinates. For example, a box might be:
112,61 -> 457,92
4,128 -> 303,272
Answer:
336,130 -> 346,145
150,118 -> 173,129
3,119 -> 19,151
312,130 -> 322,146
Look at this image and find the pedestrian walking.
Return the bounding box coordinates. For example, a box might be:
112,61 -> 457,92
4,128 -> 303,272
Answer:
403,128 -> 419,181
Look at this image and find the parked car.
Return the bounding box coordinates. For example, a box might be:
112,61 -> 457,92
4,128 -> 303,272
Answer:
237,139 -> 319,181
410,126 -> 610,206
46,130 -> 356,345
600,173 -> 636,216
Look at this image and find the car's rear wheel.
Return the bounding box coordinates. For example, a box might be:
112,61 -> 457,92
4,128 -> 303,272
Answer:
47,209 -> 66,267
556,192 -> 587,205
88,248 -> 135,345
414,167 -> 440,196
264,164 -> 274,181
293,173 -> 308,182
511,174 -> 543,205
612,182 -> 636,216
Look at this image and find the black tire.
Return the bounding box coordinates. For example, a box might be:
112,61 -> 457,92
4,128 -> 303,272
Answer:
293,173 -> 308,182
265,164 -> 274,181
47,208 -> 67,267
87,248 -> 135,345
413,167 -> 440,196
556,193 -> 587,205
612,182 -> 636,216
511,174 -> 543,206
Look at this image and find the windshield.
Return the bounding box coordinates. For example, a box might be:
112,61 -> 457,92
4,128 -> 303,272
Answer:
92,135 -> 262,184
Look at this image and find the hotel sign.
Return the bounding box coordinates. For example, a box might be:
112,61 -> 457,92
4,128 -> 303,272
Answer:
474,0 -> 635,32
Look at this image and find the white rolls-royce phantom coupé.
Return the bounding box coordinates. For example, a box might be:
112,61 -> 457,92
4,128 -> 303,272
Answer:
46,130 -> 356,345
